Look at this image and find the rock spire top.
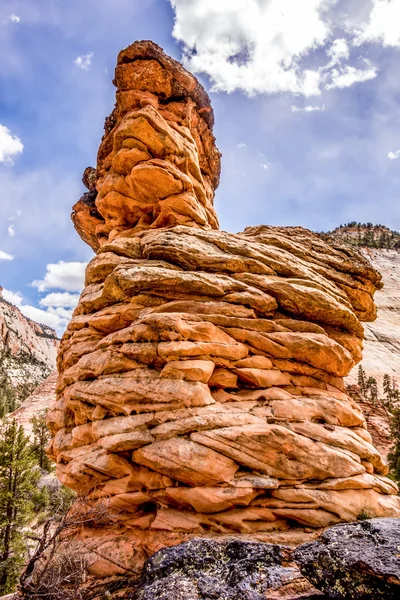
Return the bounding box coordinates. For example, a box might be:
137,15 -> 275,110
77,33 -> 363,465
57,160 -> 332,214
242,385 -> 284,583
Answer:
72,40 -> 221,251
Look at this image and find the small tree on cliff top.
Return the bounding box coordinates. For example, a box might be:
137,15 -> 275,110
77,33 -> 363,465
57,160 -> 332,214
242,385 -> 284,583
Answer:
0,419 -> 39,594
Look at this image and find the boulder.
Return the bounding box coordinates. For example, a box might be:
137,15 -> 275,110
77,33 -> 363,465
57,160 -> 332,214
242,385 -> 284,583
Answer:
293,518 -> 400,599
132,538 -> 324,600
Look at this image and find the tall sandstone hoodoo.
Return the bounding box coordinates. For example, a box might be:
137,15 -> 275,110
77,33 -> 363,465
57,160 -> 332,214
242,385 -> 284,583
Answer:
47,41 -> 400,576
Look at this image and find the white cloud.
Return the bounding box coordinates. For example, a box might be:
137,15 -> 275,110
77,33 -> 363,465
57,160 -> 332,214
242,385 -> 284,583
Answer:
0,124 -> 24,164
237,142 -> 247,148
388,150 -> 400,160
32,261 -> 86,292
0,250 -> 13,260
326,38 -> 350,66
2,288 -> 23,306
1,288 -> 69,335
74,52 -> 94,70
18,304 -> 66,333
8,224 -> 15,237
170,0 -> 330,96
46,306 -> 74,320
169,0 -> 393,97
4,14 -> 20,23
260,163 -> 269,170
325,62 -> 378,90
291,105 -> 326,112
355,0 -> 400,47
39,292 -> 80,309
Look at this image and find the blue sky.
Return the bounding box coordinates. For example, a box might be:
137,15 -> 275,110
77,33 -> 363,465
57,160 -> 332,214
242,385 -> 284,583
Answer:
1,0 -> 400,334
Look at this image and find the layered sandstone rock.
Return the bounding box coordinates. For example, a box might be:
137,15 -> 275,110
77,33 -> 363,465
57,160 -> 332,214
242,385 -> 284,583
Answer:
47,41 -> 400,576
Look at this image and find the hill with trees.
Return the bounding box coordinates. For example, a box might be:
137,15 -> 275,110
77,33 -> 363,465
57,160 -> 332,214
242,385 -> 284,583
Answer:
323,222 -> 400,249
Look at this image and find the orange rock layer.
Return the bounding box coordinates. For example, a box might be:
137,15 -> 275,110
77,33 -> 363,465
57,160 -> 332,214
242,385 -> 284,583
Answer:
48,41 -> 400,575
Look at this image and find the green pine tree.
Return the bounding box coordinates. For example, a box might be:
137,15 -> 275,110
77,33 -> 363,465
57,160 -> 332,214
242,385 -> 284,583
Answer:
383,373 -> 393,407
392,377 -> 399,401
358,365 -> 366,396
30,411 -> 52,472
0,419 -> 39,593
366,376 -> 378,403
0,353 -> 17,418
389,408 -> 400,482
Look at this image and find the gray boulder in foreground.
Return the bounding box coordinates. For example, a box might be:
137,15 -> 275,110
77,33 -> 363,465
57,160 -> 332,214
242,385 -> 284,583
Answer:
293,518 -> 400,599
131,537 -> 324,599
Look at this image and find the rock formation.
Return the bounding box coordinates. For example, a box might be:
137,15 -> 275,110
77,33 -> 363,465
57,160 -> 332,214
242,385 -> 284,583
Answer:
47,40 -> 400,576
294,518 -> 400,599
0,287 -> 58,411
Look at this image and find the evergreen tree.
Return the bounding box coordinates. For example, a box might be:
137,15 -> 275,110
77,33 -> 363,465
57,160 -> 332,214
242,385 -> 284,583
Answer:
392,377 -> 399,401
378,233 -> 386,248
388,408 -> 400,482
358,365 -> 366,396
357,223 -> 361,246
30,411 -> 52,472
366,376 -> 378,403
383,373 -> 393,405
0,353 -> 17,418
0,419 -> 39,593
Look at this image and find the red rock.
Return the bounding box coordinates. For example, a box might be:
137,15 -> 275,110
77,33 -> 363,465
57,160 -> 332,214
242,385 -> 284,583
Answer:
47,40 -> 400,579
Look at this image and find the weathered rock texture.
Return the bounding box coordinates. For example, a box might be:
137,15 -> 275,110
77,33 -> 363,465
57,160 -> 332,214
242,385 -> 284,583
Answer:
347,248 -> 400,389
0,287 -> 57,409
294,518 -> 400,599
47,41 -> 400,576
132,538 -> 324,600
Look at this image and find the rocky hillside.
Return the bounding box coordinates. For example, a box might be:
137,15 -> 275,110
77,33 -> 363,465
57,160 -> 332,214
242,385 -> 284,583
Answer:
326,222 -> 400,249
0,286 -> 58,415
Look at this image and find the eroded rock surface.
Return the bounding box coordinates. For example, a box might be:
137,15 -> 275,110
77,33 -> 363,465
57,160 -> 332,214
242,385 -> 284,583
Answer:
132,538 -> 324,600
294,518 -> 400,599
47,40 -> 400,576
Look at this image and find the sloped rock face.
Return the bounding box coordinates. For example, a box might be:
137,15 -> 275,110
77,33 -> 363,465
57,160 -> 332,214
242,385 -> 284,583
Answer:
11,372 -> 57,437
294,518 -> 400,599
0,287 -> 58,410
347,248 -> 400,389
47,41 -> 400,576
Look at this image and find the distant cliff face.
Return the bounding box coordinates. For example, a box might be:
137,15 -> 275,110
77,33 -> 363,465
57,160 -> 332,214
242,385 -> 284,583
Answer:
321,226 -> 400,390
0,286 -> 58,413
11,372 -> 58,437
346,248 -> 400,389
